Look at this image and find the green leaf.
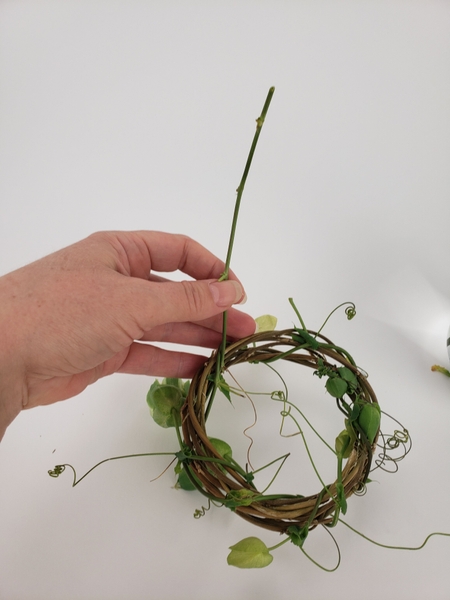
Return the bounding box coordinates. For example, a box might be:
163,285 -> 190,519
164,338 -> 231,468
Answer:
349,400 -> 361,422
227,537 -> 273,568
358,402 -> 381,444
344,419 -> 357,449
313,358 -> 333,379
182,380 -> 191,396
335,430 -> 352,459
287,524 -> 309,547
337,367 -> 358,386
175,465 -> 197,491
325,376 -> 348,398
217,374 -> 232,403
292,329 -> 320,350
175,449 -> 189,462
146,379 -> 186,428
225,489 -> 258,508
208,437 -> 233,476
255,314 -> 278,332
209,437 -> 233,460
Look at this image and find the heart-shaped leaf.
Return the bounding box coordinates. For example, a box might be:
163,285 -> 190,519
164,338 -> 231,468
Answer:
146,378 -> 186,428
325,376 -> 348,398
227,537 -> 273,568
255,314 -> 278,332
358,402 -> 381,444
175,465 -> 197,491
335,429 -> 352,459
337,367 -> 357,386
209,437 -> 233,460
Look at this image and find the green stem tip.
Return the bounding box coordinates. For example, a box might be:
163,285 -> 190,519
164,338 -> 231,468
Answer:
431,364 -> 450,378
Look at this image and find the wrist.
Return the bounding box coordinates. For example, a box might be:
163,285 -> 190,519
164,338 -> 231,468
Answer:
0,378 -> 23,442
0,375 -> 23,442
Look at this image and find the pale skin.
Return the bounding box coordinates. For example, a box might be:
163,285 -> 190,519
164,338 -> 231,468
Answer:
0,231 -> 256,441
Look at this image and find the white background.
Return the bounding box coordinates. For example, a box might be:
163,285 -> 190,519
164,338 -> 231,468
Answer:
1,1 -> 450,599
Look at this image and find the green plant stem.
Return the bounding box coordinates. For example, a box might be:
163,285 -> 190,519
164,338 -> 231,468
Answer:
219,86 -> 275,283
267,537 -> 290,552
280,408 -> 329,491
259,453 -> 290,494
252,453 -> 290,476
174,417 -> 251,482
49,453 -> 177,487
275,393 -> 336,454
339,519 -> 450,550
431,364 -> 450,377
206,86 -> 275,420
300,527 -> 342,572
288,297 -> 307,330
316,302 -> 356,336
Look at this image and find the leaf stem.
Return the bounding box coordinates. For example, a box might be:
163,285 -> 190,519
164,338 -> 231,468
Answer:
267,537 -> 290,552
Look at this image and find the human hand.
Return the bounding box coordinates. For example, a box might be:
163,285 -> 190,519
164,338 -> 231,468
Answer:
0,231 -> 255,437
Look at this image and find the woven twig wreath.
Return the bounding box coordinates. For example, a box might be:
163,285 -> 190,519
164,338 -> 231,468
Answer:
181,328 -> 379,535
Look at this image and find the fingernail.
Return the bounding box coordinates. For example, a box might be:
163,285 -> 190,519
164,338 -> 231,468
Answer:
209,280 -> 246,308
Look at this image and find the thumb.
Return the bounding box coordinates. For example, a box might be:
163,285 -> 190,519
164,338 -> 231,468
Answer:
137,278 -> 247,329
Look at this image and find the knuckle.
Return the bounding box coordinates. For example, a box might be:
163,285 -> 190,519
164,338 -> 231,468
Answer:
180,280 -> 206,315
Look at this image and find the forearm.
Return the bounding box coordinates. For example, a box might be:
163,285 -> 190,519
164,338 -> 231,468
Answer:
0,272 -> 25,441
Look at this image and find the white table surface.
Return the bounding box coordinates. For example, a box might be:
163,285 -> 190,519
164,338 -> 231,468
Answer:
1,2 -> 450,599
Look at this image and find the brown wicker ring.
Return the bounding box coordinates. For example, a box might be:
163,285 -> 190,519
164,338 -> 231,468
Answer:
180,328 -> 379,535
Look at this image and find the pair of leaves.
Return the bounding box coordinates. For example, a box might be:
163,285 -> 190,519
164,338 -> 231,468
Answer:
146,378 -> 189,428
335,402 -> 380,452
341,397 -> 381,446
325,366 -> 358,399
